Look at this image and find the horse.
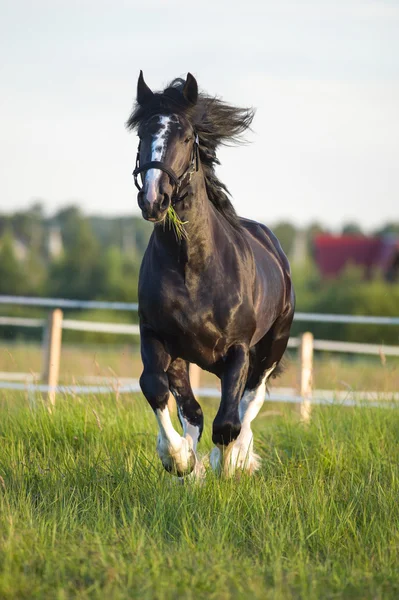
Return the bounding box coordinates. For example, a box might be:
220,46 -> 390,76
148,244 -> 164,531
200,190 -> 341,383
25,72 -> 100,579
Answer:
126,71 -> 295,478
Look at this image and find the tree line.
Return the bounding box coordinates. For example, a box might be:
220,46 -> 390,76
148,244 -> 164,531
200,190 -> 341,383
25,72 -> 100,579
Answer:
0,203 -> 398,345
0,203 -> 151,301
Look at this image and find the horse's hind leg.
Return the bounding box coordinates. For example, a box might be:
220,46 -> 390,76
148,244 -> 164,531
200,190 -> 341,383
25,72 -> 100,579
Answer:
211,314 -> 293,476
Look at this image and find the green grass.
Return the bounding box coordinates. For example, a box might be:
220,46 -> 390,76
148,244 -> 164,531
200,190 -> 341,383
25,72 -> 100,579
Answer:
166,206 -> 189,241
1,393 -> 399,599
1,341 -> 398,392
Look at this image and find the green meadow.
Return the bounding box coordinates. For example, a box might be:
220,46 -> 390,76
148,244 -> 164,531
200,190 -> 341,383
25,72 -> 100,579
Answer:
0,392 -> 399,599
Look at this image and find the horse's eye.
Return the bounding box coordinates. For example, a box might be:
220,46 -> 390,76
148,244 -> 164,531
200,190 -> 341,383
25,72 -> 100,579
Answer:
184,137 -> 192,144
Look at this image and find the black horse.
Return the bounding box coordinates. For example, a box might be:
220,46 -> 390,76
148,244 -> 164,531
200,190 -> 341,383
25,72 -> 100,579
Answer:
127,72 -> 295,477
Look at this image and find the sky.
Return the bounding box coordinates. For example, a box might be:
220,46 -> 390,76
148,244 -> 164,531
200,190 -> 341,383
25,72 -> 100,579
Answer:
0,0 -> 398,230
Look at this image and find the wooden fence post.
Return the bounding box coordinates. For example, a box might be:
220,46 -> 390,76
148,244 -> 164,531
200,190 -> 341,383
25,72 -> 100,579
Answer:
189,363 -> 201,392
298,332 -> 313,423
42,309 -> 63,405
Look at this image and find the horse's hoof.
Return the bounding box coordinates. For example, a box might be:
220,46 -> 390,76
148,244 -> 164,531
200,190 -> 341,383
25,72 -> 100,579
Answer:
209,443 -> 261,477
160,442 -> 196,477
174,447 -> 196,477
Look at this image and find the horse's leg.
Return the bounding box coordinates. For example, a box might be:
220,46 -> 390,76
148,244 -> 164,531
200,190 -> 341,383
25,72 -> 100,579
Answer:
167,358 -> 205,478
140,329 -> 196,476
210,344 -> 249,474
211,314 -> 293,476
220,362 -> 276,476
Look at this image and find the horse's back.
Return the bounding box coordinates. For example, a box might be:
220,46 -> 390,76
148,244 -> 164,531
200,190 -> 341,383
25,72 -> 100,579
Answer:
239,217 -> 294,343
239,217 -> 291,276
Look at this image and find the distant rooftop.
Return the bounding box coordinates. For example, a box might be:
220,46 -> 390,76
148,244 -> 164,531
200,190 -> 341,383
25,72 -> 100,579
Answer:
313,234 -> 399,281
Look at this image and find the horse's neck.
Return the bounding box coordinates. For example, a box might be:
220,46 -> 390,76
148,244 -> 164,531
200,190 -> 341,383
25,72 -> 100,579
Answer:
153,171 -> 216,269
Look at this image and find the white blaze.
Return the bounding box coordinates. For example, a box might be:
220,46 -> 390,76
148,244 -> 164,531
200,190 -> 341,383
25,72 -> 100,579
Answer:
145,115 -> 172,198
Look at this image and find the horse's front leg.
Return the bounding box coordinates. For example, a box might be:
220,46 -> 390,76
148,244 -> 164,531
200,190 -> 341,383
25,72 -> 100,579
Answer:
210,344 -> 250,476
140,328 -> 196,476
167,358 -> 205,479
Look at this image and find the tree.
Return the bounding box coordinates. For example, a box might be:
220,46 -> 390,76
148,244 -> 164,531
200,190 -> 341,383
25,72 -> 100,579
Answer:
97,246 -> 140,301
0,230 -> 27,294
271,222 -> 297,257
374,222 -> 399,237
49,217 -> 103,299
342,222 -> 363,236
23,248 -> 47,296
51,205 -> 82,251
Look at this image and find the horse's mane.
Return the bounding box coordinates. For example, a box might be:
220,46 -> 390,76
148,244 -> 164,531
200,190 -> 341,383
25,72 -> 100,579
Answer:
126,78 -> 255,229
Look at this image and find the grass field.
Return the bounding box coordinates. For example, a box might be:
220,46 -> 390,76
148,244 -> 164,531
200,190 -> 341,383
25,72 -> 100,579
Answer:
1,341 -> 398,392
1,392 -> 399,599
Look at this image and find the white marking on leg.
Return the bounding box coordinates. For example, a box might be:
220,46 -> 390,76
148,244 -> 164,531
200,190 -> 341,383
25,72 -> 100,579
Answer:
239,363 -> 276,424
155,406 -> 183,453
219,363 -> 277,476
155,406 -> 195,475
145,115 -> 173,197
177,406 -> 200,452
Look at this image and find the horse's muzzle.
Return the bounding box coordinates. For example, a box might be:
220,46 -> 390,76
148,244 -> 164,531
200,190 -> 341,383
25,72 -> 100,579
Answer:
138,191 -> 170,222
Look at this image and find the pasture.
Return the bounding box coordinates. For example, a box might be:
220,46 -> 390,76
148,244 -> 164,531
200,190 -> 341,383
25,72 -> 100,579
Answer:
1,340 -> 398,391
1,391 -> 399,599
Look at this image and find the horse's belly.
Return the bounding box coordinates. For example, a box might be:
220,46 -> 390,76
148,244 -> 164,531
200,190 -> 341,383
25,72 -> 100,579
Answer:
164,321 -> 229,369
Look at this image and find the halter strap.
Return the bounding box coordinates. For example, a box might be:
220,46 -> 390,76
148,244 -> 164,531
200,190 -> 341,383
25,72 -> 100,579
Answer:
133,161 -> 180,187
132,135 -> 199,203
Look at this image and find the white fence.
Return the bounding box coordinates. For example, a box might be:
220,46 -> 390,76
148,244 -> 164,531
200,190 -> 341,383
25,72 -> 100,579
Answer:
0,295 -> 398,420
1,294 -> 399,325
2,315 -> 399,356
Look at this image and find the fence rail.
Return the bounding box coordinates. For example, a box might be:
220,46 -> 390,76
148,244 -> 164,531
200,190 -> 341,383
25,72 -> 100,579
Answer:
0,295 -> 398,420
1,316 -> 398,356
294,312 -> 399,326
0,295 -> 139,311
1,378 -> 398,409
1,295 -> 399,326
2,372 -> 398,403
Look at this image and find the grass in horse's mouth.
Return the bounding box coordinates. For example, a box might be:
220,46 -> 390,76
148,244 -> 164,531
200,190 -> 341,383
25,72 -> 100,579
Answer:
166,206 -> 188,241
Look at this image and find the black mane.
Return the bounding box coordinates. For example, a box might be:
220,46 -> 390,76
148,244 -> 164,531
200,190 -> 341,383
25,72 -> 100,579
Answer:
126,78 -> 255,229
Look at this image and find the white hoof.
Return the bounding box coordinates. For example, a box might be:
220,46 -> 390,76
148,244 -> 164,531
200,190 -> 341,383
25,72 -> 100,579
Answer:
226,441 -> 261,476
210,442 -> 261,477
157,434 -> 196,476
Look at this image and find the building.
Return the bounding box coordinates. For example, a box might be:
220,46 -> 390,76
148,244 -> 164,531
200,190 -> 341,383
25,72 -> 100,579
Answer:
313,234 -> 399,281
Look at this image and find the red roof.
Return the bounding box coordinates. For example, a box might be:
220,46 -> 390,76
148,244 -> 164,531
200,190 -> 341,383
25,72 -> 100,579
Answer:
313,235 -> 399,278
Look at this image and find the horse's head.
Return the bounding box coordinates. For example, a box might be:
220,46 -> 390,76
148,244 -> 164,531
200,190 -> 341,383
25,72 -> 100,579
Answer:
132,71 -> 199,222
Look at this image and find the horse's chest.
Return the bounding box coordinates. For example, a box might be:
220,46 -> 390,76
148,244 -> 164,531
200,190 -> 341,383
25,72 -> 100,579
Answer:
140,277 -> 242,363
145,282 -> 219,334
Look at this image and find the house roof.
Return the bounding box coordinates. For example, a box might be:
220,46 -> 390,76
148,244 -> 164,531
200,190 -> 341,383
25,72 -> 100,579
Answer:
313,234 -> 399,277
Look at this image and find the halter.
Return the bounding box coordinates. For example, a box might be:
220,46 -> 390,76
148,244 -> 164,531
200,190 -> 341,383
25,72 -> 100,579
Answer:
132,134 -> 200,203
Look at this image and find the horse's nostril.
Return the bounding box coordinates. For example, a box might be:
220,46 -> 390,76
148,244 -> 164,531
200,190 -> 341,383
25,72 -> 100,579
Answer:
161,193 -> 170,211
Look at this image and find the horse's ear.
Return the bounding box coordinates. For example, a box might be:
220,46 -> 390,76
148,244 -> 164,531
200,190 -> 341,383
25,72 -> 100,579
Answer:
137,70 -> 154,105
183,73 -> 198,105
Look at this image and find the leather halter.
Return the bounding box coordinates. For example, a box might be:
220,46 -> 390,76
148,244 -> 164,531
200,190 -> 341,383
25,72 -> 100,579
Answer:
133,134 -> 199,203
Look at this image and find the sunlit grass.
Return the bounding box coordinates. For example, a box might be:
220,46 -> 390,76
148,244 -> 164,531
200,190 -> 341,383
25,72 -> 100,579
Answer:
1,392 -> 399,598
0,342 -> 397,392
